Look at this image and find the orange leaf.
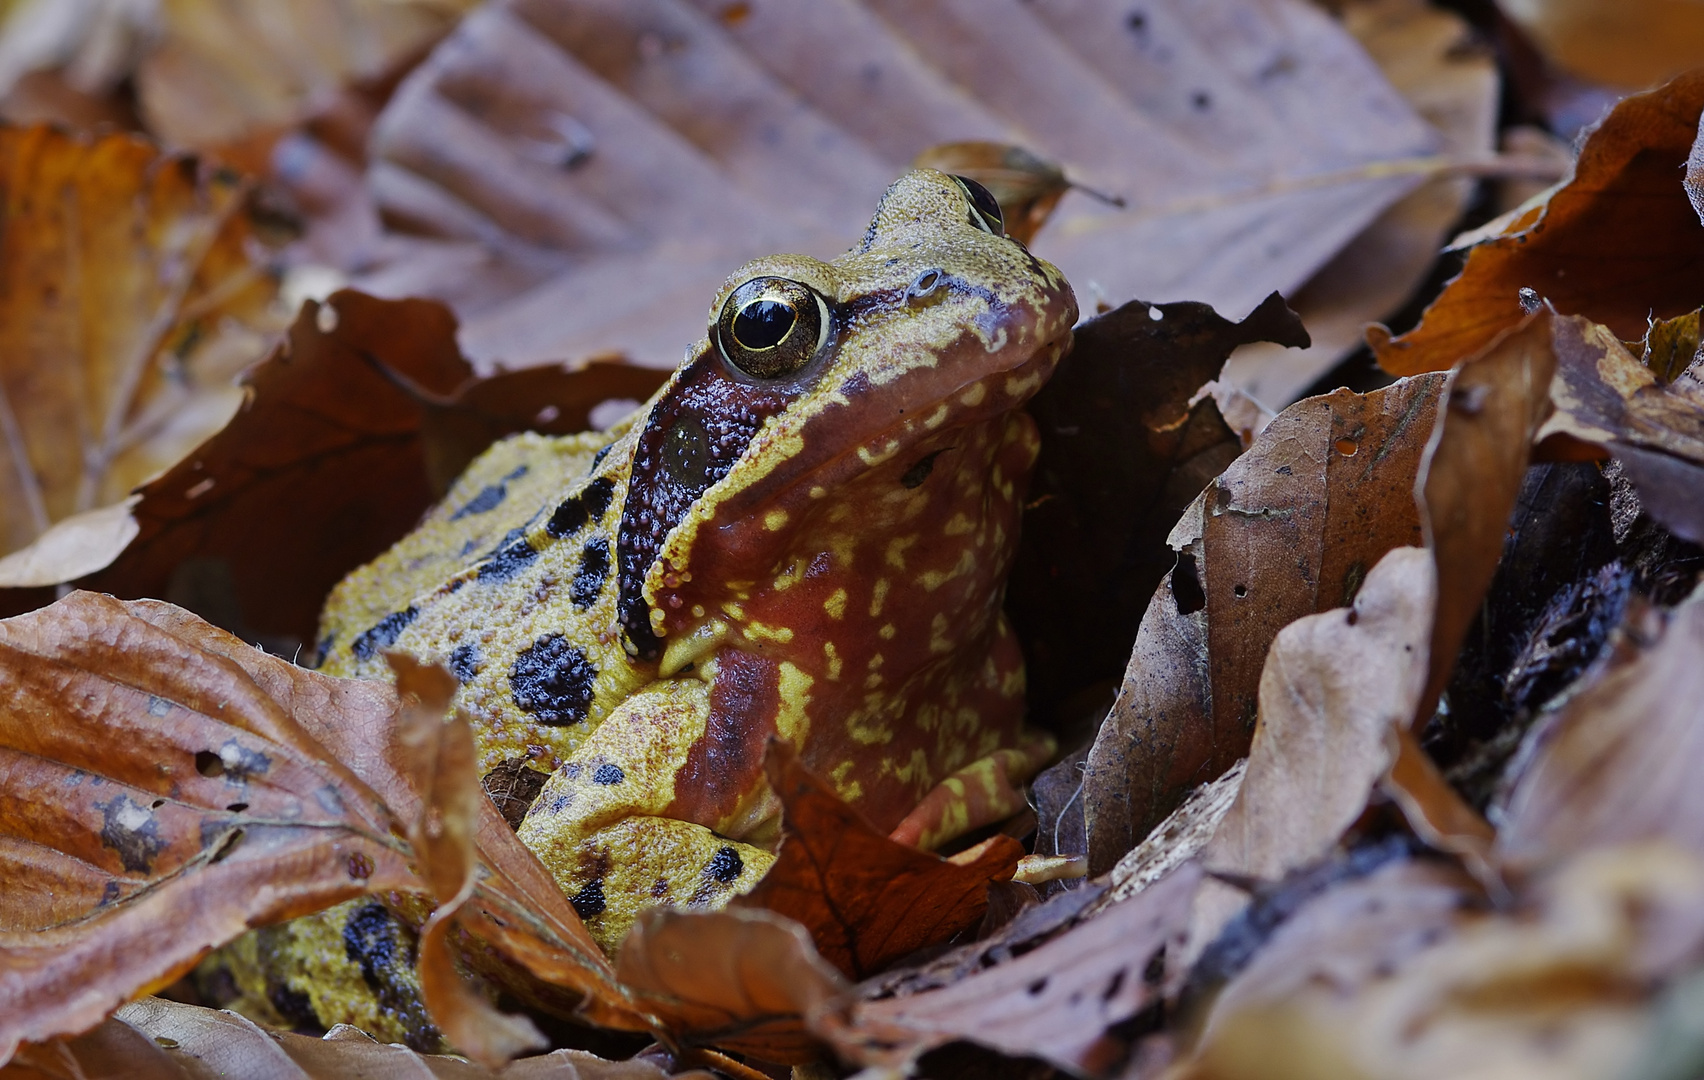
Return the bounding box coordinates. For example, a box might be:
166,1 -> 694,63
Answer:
738,740 -> 1021,980
1372,71 -> 1704,376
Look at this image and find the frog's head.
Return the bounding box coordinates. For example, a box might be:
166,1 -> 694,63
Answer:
616,169 -> 1077,659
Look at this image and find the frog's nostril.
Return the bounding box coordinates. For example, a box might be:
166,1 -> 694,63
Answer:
908,269 -> 943,303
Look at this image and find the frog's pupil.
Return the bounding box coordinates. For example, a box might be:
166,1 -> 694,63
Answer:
733,299 -> 796,350
953,175 -> 1004,234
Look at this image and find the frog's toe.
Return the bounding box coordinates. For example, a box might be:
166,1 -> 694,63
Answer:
889,732 -> 1056,851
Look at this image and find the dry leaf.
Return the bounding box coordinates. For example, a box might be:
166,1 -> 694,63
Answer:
1082,373 -> 1445,872
1181,844 -> 1704,1080
138,0 -> 475,153
0,591 -> 655,1064
1225,0 -> 1501,407
0,124 -> 279,563
827,862 -> 1201,1078
1373,71 -> 1704,376
1010,292 -> 1308,726
58,290 -> 665,646
1497,592 -> 1704,870
1203,547 -> 1435,887
738,740 -> 1023,980
617,906 -> 848,1066
1536,312 -> 1704,544
0,592 -> 420,1061
2,995 -> 678,1080
1498,0 -> 1704,90
357,0 -> 1436,368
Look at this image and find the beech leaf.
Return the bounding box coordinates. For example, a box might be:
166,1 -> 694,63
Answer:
738,740 -> 1022,981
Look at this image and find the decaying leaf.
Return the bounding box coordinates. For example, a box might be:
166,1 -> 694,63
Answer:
0,591 -> 658,1066
738,741 -> 1023,980
1010,292 -> 1308,728
825,862 -> 1201,1077
1225,0 -> 1501,406
3,995 -> 681,1080
1203,547 -> 1435,888
1181,844 -> 1704,1080
0,592 -> 419,1061
1082,372 -> 1445,872
54,290 -> 665,646
1497,593 -> 1704,870
1373,71 -> 1704,376
617,906 -> 847,1066
356,0 -> 1437,368
0,125 -> 280,565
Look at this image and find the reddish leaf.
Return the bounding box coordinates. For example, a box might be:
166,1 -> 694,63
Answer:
617,907 -> 849,1066
67,290 -> 665,645
1372,71 -> 1704,376
738,741 -> 1022,980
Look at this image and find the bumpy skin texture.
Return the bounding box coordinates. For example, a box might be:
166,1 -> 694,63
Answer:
295,172 -> 1075,994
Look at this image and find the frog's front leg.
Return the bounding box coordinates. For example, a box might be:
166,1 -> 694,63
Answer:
516,675 -> 778,953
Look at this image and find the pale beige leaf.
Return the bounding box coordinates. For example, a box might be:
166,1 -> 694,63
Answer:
356,0 -> 1437,369
0,496 -> 138,588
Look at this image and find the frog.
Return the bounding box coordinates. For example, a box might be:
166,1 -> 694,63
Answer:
205,169 -> 1076,1043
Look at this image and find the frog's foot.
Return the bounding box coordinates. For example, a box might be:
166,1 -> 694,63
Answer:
522,812 -> 775,953
888,732 -> 1057,851
515,679 -> 778,954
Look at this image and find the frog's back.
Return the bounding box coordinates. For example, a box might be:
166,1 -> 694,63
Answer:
316,421 -> 653,771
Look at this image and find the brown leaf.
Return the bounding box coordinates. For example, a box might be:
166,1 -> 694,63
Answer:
1537,312 -> 1704,544
825,863 -> 1202,1078
738,740 -> 1022,981
1203,547 -> 1435,887
1380,725 -> 1498,892
1010,292 -> 1308,727
1500,0 -> 1704,90
0,592 -> 419,1061
136,0 -> 475,153
62,290 -> 664,646
1082,372 -> 1445,872
617,906 -> 848,1066
1225,0 -> 1502,406
1497,593 -> 1704,870
3,995 -> 679,1080
0,591 -> 651,1064
1414,313 -> 1559,718
0,125 -> 280,564
1373,71 -> 1704,376
360,0 -> 1436,368
389,656 -> 544,1067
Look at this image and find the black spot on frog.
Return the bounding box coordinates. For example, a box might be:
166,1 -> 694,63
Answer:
353,607 -> 418,660
449,643 -> 480,682
449,464 -> 529,521
572,538 -> 611,608
571,878 -> 607,919
509,634 -> 597,725
547,476 -> 617,539
591,763 -> 625,785
705,845 -> 744,883
477,528 -> 539,583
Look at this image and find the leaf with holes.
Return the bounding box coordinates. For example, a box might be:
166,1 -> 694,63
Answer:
1082,371 -> 1446,873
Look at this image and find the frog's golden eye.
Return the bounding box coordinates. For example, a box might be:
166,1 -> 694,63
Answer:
952,175 -> 1004,237
715,276 -> 831,379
